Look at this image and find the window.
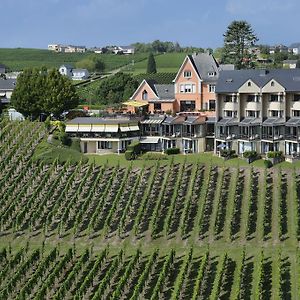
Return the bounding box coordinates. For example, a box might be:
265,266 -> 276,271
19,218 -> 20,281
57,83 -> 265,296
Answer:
246,110 -> 260,118
183,70 -> 192,78
247,95 -> 256,102
208,72 -> 216,77
208,100 -> 216,111
293,94 -> 300,101
142,90 -> 148,100
271,81 -> 275,87
224,110 -> 237,118
269,110 -> 283,117
97,141 -> 112,149
154,103 -> 161,110
270,94 -> 281,102
224,95 -> 237,102
180,84 -> 195,93
247,81 -> 251,87
180,101 -> 196,111
293,110 -> 300,117
209,84 -> 215,93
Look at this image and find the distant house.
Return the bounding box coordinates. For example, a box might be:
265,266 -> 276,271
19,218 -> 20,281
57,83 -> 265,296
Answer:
72,69 -> 90,80
0,64 -> 6,74
0,78 -> 17,104
48,44 -> 87,53
289,43 -> 300,55
269,44 -> 288,54
283,60 -> 298,69
59,65 -> 89,80
113,46 -> 135,55
59,65 -> 73,78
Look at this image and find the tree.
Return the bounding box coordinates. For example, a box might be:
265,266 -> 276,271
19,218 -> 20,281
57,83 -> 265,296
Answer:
11,67 -> 79,119
96,72 -> 138,105
222,20 -> 259,69
76,55 -> 105,73
147,53 -> 157,74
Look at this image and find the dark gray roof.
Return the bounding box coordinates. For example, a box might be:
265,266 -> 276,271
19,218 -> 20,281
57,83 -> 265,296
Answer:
286,117 -> 300,126
60,64 -> 73,69
0,79 -> 16,90
183,116 -> 205,125
216,69 -> 300,93
189,53 -> 220,83
72,69 -> 89,73
162,115 -> 185,125
67,117 -> 139,125
262,118 -> 285,125
216,118 -> 238,125
206,117 -> 216,124
239,118 -> 262,125
154,84 -> 174,99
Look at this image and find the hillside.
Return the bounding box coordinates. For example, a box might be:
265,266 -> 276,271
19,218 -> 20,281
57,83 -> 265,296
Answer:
0,119 -> 299,298
0,48 -> 148,71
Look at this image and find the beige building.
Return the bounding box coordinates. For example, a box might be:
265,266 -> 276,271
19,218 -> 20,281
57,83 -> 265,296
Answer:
215,69 -> 300,157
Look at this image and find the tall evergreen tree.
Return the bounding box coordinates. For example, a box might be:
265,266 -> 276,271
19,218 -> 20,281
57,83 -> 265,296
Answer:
147,53 -> 157,74
222,20 -> 258,69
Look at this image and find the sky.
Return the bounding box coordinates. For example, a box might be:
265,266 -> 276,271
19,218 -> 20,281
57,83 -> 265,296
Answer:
2,0 -> 300,49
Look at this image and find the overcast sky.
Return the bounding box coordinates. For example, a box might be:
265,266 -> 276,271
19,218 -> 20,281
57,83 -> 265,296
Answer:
2,0 -> 300,49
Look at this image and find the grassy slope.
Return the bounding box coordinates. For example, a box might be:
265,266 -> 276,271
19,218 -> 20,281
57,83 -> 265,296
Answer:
0,48 -> 148,71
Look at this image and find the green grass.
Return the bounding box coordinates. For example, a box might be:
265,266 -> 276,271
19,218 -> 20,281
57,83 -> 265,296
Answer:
126,52 -> 187,75
0,48 -> 148,71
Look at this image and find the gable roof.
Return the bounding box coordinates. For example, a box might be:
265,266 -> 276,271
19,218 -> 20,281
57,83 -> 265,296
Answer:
0,79 -> 16,90
130,79 -> 174,100
216,69 -> 300,93
189,53 -> 220,82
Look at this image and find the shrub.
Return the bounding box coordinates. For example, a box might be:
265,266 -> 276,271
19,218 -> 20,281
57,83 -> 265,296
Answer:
165,148 -> 180,155
264,160 -> 273,168
220,149 -> 236,158
243,150 -> 257,159
127,141 -> 141,155
140,152 -> 168,160
267,151 -> 283,158
125,150 -> 134,160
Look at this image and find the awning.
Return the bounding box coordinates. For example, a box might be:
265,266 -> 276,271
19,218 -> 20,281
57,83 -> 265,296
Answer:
286,117 -> 300,126
140,119 -> 164,124
216,118 -> 238,125
239,118 -> 262,125
263,118 -> 285,126
65,125 -> 78,132
91,125 -> 105,132
120,126 -> 131,132
105,125 -> 119,132
129,125 -> 140,131
77,125 -> 92,132
123,100 -> 148,107
140,137 -> 161,144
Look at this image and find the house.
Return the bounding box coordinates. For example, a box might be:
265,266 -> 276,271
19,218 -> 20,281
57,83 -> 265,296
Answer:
283,60 -> 298,69
65,117 -> 141,154
113,46 -> 135,55
59,65 -> 89,80
129,79 -> 175,113
269,44 -> 289,54
289,43 -> 300,55
0,78 -> 17,104
215,68 -> 300,157
0,64 -> 6,74
48,44 -> 86,53
128,52 -> 223,115
59,65 -> 73,78
72,69 -> 90,80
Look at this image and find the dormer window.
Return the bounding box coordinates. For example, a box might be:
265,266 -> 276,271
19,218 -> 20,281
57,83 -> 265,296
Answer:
183,70 -> 192,78
142,90 -> 148,100
208,72 -> 216,77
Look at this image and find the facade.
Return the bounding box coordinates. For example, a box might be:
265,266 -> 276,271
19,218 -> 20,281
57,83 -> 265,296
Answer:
289,43 -> 300,55
66,114 -> 211,154
65,117 -> 140,154
59,65 -> 89,80
215,68 -> 300,157
113,46 -> 135,55
128,52 -> 226,115
0,78 -> 17,104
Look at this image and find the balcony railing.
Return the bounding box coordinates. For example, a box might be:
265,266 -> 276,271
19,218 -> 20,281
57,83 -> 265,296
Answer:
239,134 -> 261,140
262,134 -> 284,140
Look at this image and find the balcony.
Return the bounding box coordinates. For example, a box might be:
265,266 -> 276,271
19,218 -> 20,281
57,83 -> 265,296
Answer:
262,134 -> 284,141
239,133 -> 260,140
223,102 -> 238,111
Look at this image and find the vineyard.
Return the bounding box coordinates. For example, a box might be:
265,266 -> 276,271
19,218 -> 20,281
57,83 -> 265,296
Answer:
1,119 -> 300,298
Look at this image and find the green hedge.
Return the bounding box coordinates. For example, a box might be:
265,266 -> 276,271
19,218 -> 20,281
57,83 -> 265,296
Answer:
165,148 -> 180,155
267,151 -> 283,158
125,150 -> 134,160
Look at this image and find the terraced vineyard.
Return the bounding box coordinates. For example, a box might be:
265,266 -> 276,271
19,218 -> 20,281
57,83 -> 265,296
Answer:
1,119 -> 300,298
